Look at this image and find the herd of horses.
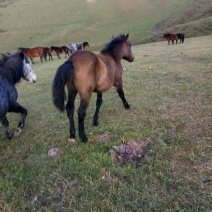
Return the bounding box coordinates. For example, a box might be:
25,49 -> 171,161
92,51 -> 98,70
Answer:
18,42 -> 90,63
0,34 -> 134,142
0,32 -> 186,142
163,33 -> 185,45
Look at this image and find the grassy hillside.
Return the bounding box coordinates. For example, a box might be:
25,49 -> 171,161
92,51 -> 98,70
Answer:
0,0 -> 193,51
0,36 -> 211,211
143,0 -> 212,43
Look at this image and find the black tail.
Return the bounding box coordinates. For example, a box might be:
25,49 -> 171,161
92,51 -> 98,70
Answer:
52,61 -> 73,112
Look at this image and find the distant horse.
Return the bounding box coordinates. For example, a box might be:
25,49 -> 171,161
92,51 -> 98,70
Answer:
176,33 -> 185,44
44,47 -> 53,60
50,46 -> 69,59
0,52 -> 37,139
52,34 -> 134,142
18,47 -> 45,63
67,42 -> 89,54
163,33 -> 178,45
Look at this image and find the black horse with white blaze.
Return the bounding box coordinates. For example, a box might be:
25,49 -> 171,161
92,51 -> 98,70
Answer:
0,52 -> 37,139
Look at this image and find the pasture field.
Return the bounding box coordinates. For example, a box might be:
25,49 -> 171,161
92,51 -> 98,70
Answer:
0,0 -> 193,51
0,36 -> 212,211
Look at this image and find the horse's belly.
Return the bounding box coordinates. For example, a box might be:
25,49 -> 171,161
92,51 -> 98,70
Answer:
95,82 -> 113,93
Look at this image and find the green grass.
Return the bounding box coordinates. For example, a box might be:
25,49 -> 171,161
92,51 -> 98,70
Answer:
0,36 -> 211,211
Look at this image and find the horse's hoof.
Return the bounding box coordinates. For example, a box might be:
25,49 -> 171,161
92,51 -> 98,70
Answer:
5,132 -> 13,140
81,137 -> 88,143
14,127 -> 22,137
93,121 -> 99,126
68,138 -> 76,145
124,104 -> 131,109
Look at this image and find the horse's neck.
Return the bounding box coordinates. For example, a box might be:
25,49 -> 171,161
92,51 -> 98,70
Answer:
99,53 -> 122,71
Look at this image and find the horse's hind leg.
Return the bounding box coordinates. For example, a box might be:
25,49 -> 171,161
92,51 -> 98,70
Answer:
66,89 -> 77,141
78,94 -> 91,142
93,93 -> 103,126
116,86 -> 130,109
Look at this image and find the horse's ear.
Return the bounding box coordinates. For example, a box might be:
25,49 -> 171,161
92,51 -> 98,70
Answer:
126,34 -> 129,39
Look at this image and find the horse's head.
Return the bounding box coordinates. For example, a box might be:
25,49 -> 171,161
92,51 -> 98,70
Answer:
83,42 -> 89,48
101,34 -> 134,62
21,52 -> 37,83
121,34 -> 134,62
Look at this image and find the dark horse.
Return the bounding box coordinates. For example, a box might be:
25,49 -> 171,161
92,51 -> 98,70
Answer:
52,34 -> 134,142
0,52 -> 37,139
50,46 -> 69,59
18,47 -> 46,63
176,33 -> 185,44
43,47 -> 53,60
163,33 -> 178,45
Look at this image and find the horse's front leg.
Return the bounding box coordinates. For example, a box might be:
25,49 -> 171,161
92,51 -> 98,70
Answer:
93,93 -> 103,126
0,116 -> 13,139
116,86 -> 130,109
9,103 -> 27,136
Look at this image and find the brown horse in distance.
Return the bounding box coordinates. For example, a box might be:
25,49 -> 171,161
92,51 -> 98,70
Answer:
50,46 -> 69,59
163,33 -> 178,45
18,47 -> 45,63
52,34 -> 134,142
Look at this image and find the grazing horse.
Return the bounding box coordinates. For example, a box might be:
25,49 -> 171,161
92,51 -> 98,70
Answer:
18,47 -> 45,63
43,47 -> 53,60
50,46 -> 69,59
67,42 -> 89,53
52,34 -> 134,142
0,52 -> 37,139
163,33 -> 178,45
176,33 -> 185,44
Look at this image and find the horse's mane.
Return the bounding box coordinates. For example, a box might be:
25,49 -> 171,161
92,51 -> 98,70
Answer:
163,33 -> 173,36
100,34 -> 126,54
0,52 -> 23,84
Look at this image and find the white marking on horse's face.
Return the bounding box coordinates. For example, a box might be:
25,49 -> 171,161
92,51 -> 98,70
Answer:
23,58 -> 37,83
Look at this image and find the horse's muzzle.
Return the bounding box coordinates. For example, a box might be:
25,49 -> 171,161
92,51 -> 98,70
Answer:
128,56 -> 134,62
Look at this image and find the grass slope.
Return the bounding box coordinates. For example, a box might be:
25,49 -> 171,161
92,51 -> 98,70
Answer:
0,0 -> 193,51
143,0 -> 212,43
0,36 -> 211,211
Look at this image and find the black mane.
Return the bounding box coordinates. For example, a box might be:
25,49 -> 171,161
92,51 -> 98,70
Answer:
100,34 -> 126,54
0,53 -> 23,84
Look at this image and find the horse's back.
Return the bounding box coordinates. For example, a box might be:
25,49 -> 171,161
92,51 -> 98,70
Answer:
68,51 -> 116,93
22,47 -> 43,57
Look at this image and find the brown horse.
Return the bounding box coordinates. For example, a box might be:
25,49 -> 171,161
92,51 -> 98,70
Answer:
163,33 -> 178,45
18,47 -> 45,63
52,34 -> 134,142
43,47 -> 53,60
50,46 -> 69,59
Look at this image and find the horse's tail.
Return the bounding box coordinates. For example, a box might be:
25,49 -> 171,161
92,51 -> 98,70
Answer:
52,61 -> 73,112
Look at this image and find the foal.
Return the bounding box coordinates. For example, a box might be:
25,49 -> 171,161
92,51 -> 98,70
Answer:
52,34 -> 134,142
